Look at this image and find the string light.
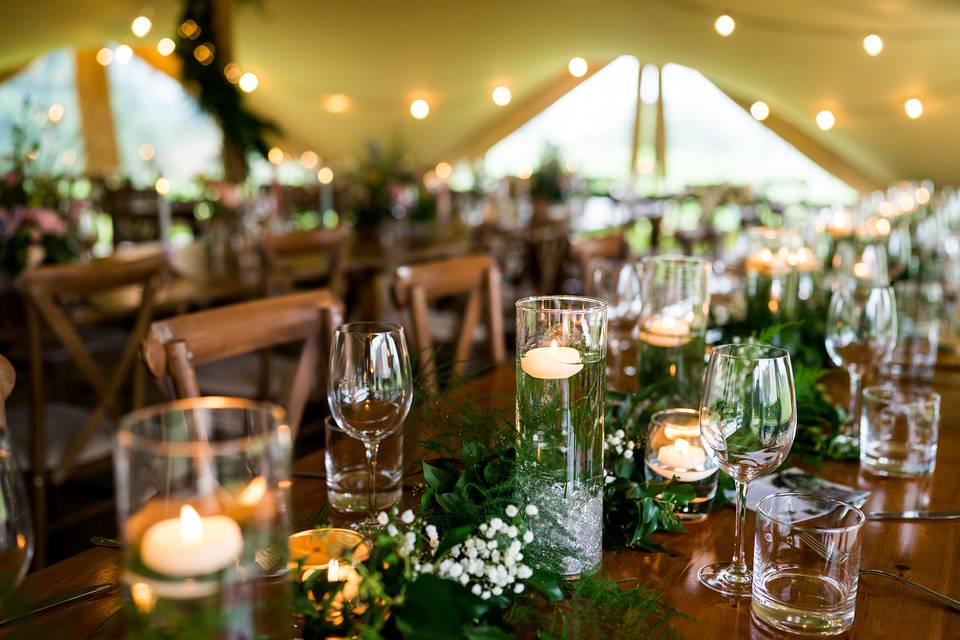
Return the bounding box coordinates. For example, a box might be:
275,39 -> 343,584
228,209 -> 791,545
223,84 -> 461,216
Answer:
904,98 -> 923,119
267,147 -> 284,164
915,187 -> 931,204
193,43 -> 215,65
863,34 -> 883,56
750,101 -> 770,121
114,45 -> 133,64
47,104 -> 64,123
435,162 -> 453,180
410,99 -> 430,120
154,177 -> 171,195
492,86 -> 512,106
324,94 -> 350,114
816,110 -> 836,130
317,167 -> 334,184
567,57 -> 588,77
238,72 -> 259,93
157,38 -> 175,56
714,15 -> 735,37
224,63 -> 241,84
179,20 -> 200,39
139,144 -> 155,161
96,47 -> 114,66
300,150 -> 318,168
131,16 -> 152,38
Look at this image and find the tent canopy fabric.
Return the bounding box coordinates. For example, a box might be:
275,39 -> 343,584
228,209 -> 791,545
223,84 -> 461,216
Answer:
2,0 -> 958,186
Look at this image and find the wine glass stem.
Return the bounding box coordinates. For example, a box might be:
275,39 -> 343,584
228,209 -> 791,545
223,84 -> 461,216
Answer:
363,440 -> 380,516
731,479 -> 750,579
845,367 -> 864,437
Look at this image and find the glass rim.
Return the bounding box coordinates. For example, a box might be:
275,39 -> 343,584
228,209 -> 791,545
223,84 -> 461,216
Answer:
515,295 -> 607,313
862,384 -> 941,405
639,254 -> 709,268
335,321 -> 404,336
756,491 -> 865,533
118,396 -> 289,456
650,407 -> 699,423
710,343 -> 791,362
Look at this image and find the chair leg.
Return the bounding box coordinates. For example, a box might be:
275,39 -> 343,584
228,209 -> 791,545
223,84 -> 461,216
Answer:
132,360 -> 146,410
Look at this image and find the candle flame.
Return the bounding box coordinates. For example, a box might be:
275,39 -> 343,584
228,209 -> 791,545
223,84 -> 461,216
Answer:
238,476 -> 267,506
327,558 -> 341,581
674,438 -> 690,455
549,339 -> 558,355
853,262 -> 869,279
179,505 -> 203,544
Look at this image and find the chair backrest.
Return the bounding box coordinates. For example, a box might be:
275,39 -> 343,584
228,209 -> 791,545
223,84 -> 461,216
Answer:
568,234 -> 629,292
260,227 -> 351,297
16,253 -> 167,483
392,254 -> 506,388
141,289 -> 344,435
0,354 -> 14,428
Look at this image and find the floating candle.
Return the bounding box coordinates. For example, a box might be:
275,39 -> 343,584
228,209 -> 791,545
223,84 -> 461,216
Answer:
520,340 -> 583,379
637,315 -> 691,348
649,436 -> 716,482
140,505 -> 243,577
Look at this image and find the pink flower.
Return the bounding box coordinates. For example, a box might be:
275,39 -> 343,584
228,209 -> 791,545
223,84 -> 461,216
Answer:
25,208 -> 67,236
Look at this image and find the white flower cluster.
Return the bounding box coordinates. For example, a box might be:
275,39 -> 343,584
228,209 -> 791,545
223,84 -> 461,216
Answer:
604,429 -> 636,484
376,504 -> 538,602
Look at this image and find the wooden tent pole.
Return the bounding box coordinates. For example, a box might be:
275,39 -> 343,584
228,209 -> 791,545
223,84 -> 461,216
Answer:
75,49 -> 119,177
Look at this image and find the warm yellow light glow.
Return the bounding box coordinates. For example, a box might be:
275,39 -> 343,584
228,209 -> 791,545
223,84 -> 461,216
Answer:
878,200 -> 895,217
130,582 -> 157,614
863,34 -> 883,56
179,19 -> 200,39
492,85 -> 512,106
876,218 -> 891,235
568,57 -> 588,77
96,47 -> 114,66
154,177 -> 171,195
714,15 -> 735,37
179,505 -> 203,543
904,98 -> 923,119
816,110 -> 836,131
114,44 -> 133,65
317,167 -> 335,184
238,476 -> 267,507
132,16 -> 152,38
327,558 -> 341,582
61,150 -> 76,166
898,193 -> 916,211
157,38 -> 175,56
193,43 -> 215,65
238,72 -> 259,93
750,101 -> 769,121
324,93 -> 350,114
224,63 -> 241,83
139,144 -> 155,161
517,168 -> 533,180
267,147 -> 284,165
47,104 -> 64,123
435,161 -> 453,180
410,99 -> 430,119
915,187 -> 931,205
300,150 -> 318,168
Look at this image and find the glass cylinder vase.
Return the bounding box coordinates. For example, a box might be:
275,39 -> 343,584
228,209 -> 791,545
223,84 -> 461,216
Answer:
515,296 -> 606,578
115,398 -> 293,638
636,256 -> 710,406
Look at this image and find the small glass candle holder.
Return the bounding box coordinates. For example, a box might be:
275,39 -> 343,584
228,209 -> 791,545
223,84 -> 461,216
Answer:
643,408 -> 718,522
744,227 -> 820,325
115,398 -> 293,638
289,528 -> 370,623
636,256 -> 709,406
516,295 -> 606,579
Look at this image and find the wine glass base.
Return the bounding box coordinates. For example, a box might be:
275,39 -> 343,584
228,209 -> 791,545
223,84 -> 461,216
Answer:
698,562 -> 753,597
350,518 -> 383,539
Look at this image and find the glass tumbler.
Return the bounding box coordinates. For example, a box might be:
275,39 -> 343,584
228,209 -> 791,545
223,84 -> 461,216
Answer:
881,281 -> 942,381
115,398 -> 293,638
635,256 -> 710,406
861,385 -> 940,477
753,493 -> 864,637
324,416 -> 402,513
516,295 -> 606,578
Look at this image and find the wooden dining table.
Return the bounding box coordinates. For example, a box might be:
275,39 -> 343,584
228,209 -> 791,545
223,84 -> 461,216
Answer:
3,364 -> 959,638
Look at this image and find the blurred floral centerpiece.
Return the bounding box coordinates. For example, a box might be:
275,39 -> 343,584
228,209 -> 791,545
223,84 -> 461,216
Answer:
341,143 -> 436,227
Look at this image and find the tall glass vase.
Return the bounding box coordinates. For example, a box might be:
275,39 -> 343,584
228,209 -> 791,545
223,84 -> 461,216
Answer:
515,296 -> 606,578
636,256 -> 710,406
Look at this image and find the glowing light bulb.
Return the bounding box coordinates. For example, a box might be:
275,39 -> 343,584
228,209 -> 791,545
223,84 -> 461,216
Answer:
224,63 -> 241,83
154,177 -> 171,195
714,15 -> 735,37
492,85 -> 512,106
324,93 -> 350,114
750,101 -> 770,121
139,144 -> 155,161
435,162 -> 452,180
157,38 -> 175,56
300,150 -> 318,168
567,57 -> 588,77
267,147 -> 284,165
904,98 -> 923,120
317,167 -> 334,184
47,104 -> 64,123
863,34 -> 883,56
96,47 -> 114,66
410,99 -> 430,120
915,187 -> 931,205
816,110 -> 836,131
132,16 -> 152,38
114,44 -> 133,64
238,72 -> 259,93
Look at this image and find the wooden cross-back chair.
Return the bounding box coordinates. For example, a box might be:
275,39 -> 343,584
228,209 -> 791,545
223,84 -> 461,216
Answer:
141,289 -> 344,437
568,233 -> 629,293
392,254 -> 507,389
16,253 -> 167,564
0,354 -> 14,429
260,227 -> 352,298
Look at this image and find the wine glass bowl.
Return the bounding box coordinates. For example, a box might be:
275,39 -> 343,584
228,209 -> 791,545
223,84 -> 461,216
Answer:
328,322 -> 412,531
697,343 -> 797,597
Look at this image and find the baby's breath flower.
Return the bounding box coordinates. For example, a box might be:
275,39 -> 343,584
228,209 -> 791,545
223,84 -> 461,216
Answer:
505,504 -> 519,518
400,509 -> 415,524
623,449 -> 634,459
523,530 -> 534,543
525,504 -> 538,517
387,523 -> 398,537
514,583 -> 525,594
376,511 -> 389,526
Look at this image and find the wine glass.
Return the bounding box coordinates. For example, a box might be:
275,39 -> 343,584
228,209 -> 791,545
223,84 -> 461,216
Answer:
589,258 -> 641,381
0,430 -> 33,604
825,283 -> 897,440
698,344 -> 797,597
328,322 -> 413,532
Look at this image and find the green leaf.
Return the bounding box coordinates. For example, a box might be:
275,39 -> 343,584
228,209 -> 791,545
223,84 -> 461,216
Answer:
434,524 -> 474,557
423,461 -> 450,489
526,569 -> 564,602
462,441 -> 486,464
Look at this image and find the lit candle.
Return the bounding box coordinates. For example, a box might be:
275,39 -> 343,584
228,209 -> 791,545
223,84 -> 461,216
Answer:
520,340 -> 583,379
853,261 -> 870,280
650,437 -> 716,482
140,505 -> 243,577
637,315 -> 691,348
827,208 -> 854,238
289,528 -> 369,616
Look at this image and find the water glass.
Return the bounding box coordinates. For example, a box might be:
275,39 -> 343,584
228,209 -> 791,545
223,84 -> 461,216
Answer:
325,416 -> 402,512
589,258 -> 641,382
0,430 -> 32,606
861,385 -> 940,477
881,281 -> 942,381
753,493 -> 864,637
